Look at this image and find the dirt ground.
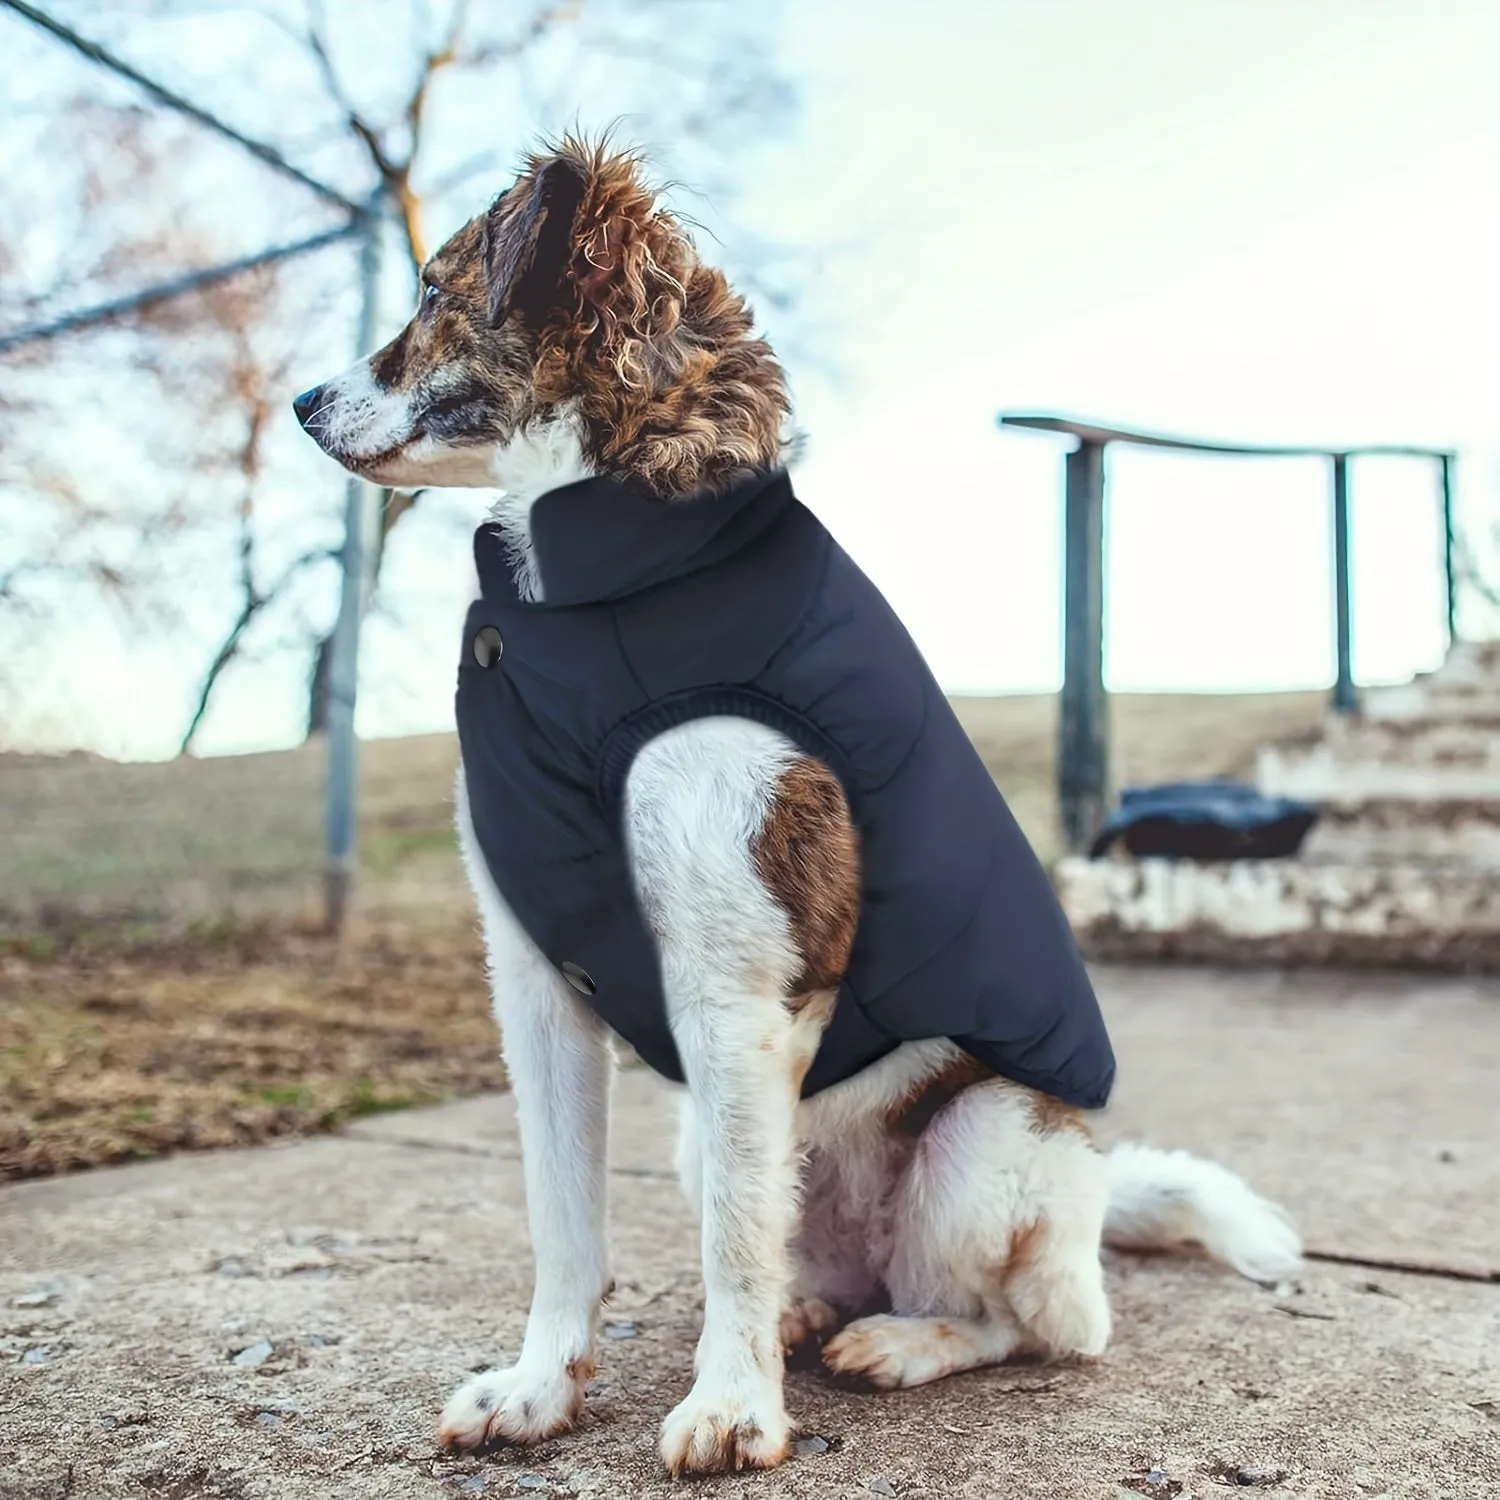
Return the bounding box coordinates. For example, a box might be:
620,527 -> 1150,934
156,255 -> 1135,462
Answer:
0,922 -> 500,1181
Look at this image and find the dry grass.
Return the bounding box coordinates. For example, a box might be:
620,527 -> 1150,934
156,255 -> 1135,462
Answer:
0,733 -> 463,935
0,923 -> 500,1181
0,691 -> 1325,1178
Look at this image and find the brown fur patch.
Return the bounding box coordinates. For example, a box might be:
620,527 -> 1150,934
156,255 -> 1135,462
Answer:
1004,1217 -> 1047,1281
751,757 -> 859,1003
779,1295 -> 841,1356
1024,1089 -> 1093,1143
886,1052 -> 995,1138
786,987 -> 837,1095
529,138 -> 790,497
662,1417 -> 788,1477
564,1355 -> 595,1384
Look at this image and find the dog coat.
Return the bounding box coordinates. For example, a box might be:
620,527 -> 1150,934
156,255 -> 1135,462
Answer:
456,467 -> 1115,1107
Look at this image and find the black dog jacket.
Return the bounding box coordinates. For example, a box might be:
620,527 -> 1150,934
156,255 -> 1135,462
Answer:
456,468 -> 1115,1107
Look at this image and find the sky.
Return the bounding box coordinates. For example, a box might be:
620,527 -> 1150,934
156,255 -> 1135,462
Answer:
775,0 -> 1498,695
3,0 -> 1498,759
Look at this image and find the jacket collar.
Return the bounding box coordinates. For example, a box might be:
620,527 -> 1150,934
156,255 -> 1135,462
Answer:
474,466 -> 796,608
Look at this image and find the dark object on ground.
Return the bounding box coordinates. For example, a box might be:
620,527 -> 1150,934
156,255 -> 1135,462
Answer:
1088,780 -> 1319,861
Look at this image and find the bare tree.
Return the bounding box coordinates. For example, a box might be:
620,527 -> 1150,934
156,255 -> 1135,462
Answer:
161,273 -> 345,754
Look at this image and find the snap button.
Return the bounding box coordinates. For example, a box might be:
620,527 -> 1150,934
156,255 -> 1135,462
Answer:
473,624 -> 503,668
560,961 -> 595,996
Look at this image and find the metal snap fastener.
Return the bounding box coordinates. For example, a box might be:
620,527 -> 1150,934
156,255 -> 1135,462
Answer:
473,624 -> 503,668
560,962 -> 595,996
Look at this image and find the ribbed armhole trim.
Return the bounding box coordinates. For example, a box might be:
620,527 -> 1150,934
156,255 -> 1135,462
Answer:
597,685 -> 858,826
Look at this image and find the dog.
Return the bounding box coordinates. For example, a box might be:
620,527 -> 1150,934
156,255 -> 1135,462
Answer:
294,136 -> 1301,1477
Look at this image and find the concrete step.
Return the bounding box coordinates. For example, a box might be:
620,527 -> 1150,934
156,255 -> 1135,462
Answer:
1058,853 -> 1500,969
1303,799 -> 1500,867
1362,639 -> 1500,720
1363,686 -> 1500,722
1256,727 -> 1500,801
1286,713 -> 1500,765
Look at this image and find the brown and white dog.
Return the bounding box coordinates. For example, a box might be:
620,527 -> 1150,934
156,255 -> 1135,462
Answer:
294,138 -> 1301,1477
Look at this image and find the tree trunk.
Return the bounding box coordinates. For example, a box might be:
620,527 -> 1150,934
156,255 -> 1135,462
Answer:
306,631 -> 333,738
305,485 -> 407,742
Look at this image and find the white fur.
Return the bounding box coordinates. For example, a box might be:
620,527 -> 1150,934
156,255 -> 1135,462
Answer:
795,1045 -> 1114,1376
307,350 -> 594,496
1103,1142 -> 1302,1282
482,410 -> 595,603
443,440 -> 1303,1467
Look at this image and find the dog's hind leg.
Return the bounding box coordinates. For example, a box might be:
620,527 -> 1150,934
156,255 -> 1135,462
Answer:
822,1306 -> 1029,1389
824,1074 -> 1111,1390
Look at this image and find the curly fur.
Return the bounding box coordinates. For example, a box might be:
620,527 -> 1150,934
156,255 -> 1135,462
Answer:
296,134 -> 788,501
528,137 -> 790,496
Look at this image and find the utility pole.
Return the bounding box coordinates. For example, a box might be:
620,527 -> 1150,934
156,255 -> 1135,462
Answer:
322,204 -> 388,932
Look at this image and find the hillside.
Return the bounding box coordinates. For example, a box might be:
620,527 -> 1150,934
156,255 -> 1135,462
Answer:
1,692 -> 1325,937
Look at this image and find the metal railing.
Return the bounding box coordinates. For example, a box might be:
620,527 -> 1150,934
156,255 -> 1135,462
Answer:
996,412 -> 1458,853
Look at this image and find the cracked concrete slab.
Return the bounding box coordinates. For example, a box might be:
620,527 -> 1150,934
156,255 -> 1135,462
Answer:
2,966 -> 1497,1499
1093,966 -> 1500,1281
345,1071 -> 680,1181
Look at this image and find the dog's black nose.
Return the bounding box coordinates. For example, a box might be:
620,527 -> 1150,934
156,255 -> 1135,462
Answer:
292,385 -> 331,429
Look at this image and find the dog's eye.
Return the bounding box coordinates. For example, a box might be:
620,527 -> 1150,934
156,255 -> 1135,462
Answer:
420,282 -> 442,314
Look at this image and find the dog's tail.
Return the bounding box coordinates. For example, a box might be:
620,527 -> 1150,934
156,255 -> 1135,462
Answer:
1102,1142 -> 1302,1283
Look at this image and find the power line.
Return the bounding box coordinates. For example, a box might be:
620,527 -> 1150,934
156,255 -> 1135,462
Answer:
0,223 -> 363,354
0,0 -> 367,220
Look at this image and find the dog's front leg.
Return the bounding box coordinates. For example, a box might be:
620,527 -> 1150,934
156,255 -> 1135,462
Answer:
658,984 -> 798,1475
441,792 -> 612,1449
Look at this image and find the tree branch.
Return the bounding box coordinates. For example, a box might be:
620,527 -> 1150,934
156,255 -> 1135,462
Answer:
0,0 -> 365,216
178,544 -> 337,755
0,224 -> 359,354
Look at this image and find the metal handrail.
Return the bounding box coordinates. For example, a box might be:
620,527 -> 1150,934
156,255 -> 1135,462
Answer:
996,411 -> 1459,852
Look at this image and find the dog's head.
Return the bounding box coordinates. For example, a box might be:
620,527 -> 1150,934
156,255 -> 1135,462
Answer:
293,138 -> 788,499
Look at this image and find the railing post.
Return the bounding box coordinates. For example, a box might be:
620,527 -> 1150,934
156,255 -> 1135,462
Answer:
1059,440 -> 1109,852
1439,453 -> 1456,646
1330,452 -> 1357,714
323,205 -> 385,932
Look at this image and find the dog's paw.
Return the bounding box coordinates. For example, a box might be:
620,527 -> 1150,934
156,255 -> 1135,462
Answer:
780,1295 -> 840,1355
658,1378 -> 789,1475
438,1361 -> 590,1450
823,1315 -> 946,1390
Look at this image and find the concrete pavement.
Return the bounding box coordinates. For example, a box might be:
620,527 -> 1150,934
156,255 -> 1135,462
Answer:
2,966 -> 1497,1499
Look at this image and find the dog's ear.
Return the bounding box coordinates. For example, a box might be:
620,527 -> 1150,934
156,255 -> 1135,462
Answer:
482,158 -> 589,328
